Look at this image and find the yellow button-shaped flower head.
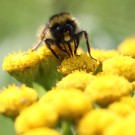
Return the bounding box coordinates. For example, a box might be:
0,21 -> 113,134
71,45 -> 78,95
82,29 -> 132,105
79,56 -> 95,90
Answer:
40,89 -> 92,119
77,109 -> 121,135
15,103 -> 59,134
120,96 -> 135,108
2,50 -> 41,84
103,56 -> 135,81
108,96 -> 135,117
91,48 -> 120,62
57,53 -> 98,75
22,127 -> 60,135
85,74 -> 133,106
104,111 -> 135,135
2,45 -> 60,88
56,71 -> 95,91
118,38 -> 135,58
0,84 -> 38,116
34,45 -> 61,89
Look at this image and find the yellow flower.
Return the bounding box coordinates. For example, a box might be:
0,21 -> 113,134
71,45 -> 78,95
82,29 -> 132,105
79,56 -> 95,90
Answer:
57,53 -> 98,75
35,45 -> 61,89
108,96 -> 135,117
103,56 -> 135,81
0,84 -> 38,116
118,38 -> 135,58
56,71 -> 95,91
2,50 -> 41,84
120,96 -> 135,108
132,81 -> 135,89
77,109 -> 121,135
40,89 -> 92,119
2,45 -> 60,88
104,111 -> 135,135
91,48 -> 120,62
22,127 -> 60,135
85,74 -> 133,105
3,50 -> 40,71
15,102 -> 59,134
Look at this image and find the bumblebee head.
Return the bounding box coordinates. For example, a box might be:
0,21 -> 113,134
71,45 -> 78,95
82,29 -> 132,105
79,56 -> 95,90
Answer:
48,12 -> 78,42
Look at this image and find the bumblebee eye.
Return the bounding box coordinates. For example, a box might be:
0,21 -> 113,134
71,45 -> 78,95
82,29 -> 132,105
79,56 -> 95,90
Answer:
51,24 -> 62,33
56,25 -> 62,32
65,23 -> 73,31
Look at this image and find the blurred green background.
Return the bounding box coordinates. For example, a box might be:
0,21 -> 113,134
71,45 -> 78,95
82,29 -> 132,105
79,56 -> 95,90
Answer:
0,0 -> 135,88
0,0 -> 135,135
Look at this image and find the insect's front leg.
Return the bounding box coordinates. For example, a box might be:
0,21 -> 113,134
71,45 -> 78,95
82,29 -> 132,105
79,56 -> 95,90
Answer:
73,34 -> 80,55
45,39 -> 60,60
76,31 -> 96,60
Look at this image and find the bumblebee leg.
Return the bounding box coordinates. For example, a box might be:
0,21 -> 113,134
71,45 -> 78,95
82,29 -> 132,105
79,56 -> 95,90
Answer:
56,42 -> 71,56
73,34 -> 80,55
61,43 -> 71,57
67,42 -> 73,56
45,39 -> 60,60
76,31 -> 95,60
46,39 -> 71,56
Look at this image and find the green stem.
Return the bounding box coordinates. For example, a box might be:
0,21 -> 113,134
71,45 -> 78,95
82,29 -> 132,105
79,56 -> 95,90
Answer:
61,119 -> 74,135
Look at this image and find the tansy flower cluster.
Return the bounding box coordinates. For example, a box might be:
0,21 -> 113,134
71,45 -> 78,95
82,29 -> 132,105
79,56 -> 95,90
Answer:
2,45 -> 60,88
57,54 -> 99,75
0,84 -> 38,116
118,37 -> 135,58
1,37 -> 135,135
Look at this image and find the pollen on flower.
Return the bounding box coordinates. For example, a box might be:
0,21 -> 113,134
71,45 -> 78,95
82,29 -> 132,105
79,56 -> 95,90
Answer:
15,102 -> 59,134
3,50 -> 40,72
57,53 -> 99,75
56,71 -> 95,91
103,56 -> 135,81
91,48 -> 120,62
85,74 -> 133,106
22,127 -> 60,135
118,38 -> 135,58
2,45 -> 60,87
2,50 -> 41,83
0,84 -> 38,116
39,89 -> 92,119
77,109 -> 121,135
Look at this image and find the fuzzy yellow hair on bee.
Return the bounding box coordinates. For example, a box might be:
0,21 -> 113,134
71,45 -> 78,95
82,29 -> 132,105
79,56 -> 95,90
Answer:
48,12 -> 78,27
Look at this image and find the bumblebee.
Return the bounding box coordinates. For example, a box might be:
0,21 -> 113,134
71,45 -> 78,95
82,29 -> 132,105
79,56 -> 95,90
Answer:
33,12 -> 94,60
